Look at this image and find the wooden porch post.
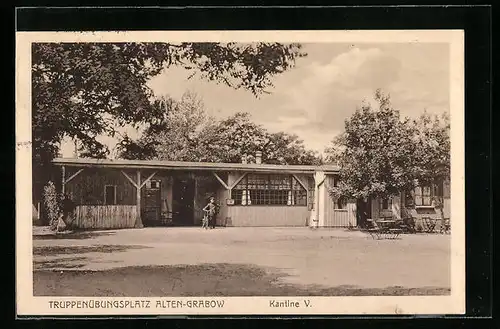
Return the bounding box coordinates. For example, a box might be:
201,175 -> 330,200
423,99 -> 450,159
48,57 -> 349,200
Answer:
194,176 -> 198,225
313,171 -> 326,228
61,165 -> 66,195
136,170 -> 143,228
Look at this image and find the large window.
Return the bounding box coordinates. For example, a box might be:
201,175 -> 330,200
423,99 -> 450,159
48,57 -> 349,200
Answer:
433,183 -> 443,199
415,185 -> 432,206
232,174 -> 307,206
335,197 -> 348,210
414,182 -> 445,207
333,174 -> 339,187
379,198 -> 392,210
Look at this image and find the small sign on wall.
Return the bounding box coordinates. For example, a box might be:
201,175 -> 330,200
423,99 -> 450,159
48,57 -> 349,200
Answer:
145,180 -> 160,189
226,199 -> 235,206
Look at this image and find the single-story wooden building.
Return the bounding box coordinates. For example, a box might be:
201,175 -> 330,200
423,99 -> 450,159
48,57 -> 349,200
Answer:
51,155 -> 450,230
370,182 -> 451,222
52,155 -> 355,229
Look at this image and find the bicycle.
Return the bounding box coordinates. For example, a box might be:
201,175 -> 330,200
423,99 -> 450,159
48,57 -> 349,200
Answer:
202,209 -> 210,229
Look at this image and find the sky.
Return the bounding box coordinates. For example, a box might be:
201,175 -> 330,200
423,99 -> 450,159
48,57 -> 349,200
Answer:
60,42 -> 450,158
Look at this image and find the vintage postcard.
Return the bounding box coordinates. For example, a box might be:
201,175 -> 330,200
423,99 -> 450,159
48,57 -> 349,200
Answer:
16,30 -> 465,316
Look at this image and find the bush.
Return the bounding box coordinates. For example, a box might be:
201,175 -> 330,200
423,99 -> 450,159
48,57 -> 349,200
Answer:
43,181 -> 61,231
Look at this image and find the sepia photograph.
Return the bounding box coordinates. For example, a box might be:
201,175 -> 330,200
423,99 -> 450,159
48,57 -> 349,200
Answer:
16,30 -> 465,315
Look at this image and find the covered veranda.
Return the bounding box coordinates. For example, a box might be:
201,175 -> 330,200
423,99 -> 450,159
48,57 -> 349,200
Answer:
52,158 -> 340,229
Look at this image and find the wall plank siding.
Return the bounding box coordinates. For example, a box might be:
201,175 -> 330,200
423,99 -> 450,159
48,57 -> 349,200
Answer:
65,168 -> 136,206
323,196 -> 357,227
321,175 -> 357,227
220,172 -> 313,227
226,206 -> 309,227
74,205 -> 137,229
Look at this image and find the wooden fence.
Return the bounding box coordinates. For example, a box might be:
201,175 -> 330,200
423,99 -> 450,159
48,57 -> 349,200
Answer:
74,205 -> 137,229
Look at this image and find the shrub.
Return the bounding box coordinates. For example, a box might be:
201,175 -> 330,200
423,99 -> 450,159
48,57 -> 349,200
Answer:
43,181 -> 61,231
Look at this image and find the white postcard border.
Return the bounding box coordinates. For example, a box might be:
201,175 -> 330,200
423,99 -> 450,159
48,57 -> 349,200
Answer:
16,30 -> 465,316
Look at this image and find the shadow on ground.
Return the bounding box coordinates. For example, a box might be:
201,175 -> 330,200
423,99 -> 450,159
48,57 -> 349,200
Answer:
33,244 -> 150,256
33,231 -> 117,240
33,263 -> 451,297
34,257 -> 89,270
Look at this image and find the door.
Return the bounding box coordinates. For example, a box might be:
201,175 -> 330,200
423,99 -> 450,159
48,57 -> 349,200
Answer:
172,176 -> 195,226
356,197 -> 372,228
143,179 -> 162,226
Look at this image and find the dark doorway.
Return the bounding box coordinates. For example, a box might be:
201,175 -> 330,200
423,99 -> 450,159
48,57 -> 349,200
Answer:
143,179 -> 162,227
356,197 -> 372,228
172,176 -> 195,226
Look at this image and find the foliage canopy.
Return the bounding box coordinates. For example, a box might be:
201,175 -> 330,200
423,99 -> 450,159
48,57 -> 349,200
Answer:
32,42 -> 306,164
325,89 -> 450,200
118,93 -> 321,165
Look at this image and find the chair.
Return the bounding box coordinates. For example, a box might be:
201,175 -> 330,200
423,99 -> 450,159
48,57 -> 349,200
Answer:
440,218 -> 451,234
400,216 -> 416,233
160,211 -> 173,226
422,217 -> 437,233
366,219 -> 383,239
385,222 -> 403,239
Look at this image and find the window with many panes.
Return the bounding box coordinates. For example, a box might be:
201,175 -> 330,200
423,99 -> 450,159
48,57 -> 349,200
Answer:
414,185 -> 432,206
414,182 -> 445,207
232,174 -> 307,206
379,197 -> 392,210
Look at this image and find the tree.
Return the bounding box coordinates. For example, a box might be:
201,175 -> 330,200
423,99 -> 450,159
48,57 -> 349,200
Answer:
193,112 -> 321,165
33,42 -> 306,200
264,132 -> 322,165
118,105 -> 321,165
411,112 -> 450,186
33,42 -> 305,160
43,181 -> 62,231
194,112 -> 269,163
325,90 -> 419,226
325,89 -> 451,225
411,111 -> 451,219
117,91 -> 208,160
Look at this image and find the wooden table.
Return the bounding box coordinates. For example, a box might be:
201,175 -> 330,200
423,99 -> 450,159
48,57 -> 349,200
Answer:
377,220 -> 397,229
373,219 -> 402,239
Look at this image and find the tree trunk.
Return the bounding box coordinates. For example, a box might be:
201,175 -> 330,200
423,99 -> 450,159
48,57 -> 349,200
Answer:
439,199 -> 445,220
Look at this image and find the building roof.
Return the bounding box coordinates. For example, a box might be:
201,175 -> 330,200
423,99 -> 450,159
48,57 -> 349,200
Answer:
52,157 -> 339,174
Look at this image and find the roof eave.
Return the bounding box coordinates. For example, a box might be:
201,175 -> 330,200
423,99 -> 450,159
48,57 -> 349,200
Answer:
51,158 -> 339,174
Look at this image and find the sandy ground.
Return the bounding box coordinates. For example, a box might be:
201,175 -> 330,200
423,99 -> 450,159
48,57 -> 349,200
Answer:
33,227 -> 451,291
